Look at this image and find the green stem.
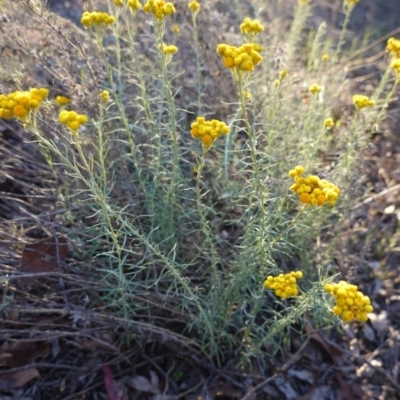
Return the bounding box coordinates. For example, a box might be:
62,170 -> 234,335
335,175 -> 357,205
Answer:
374,77 -> 399,127
335,6 -> 352,60
191,12 -> 202,114
154,18 -> 180,234
195,151 -> 220,298
95,32 -> 149,205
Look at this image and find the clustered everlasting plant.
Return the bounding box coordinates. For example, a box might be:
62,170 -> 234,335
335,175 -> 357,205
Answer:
190,117 -> 230,150
55,95 -> 72,106
386,37 -> 400,58
324,117 -> 335,129
143,0 -> 175,19
81,11 -> 116,29
324,282 -> 373,322
264,271 -> 303,299
58,110 -> 89,137
352,94 -> 375,110
289,166 -> 340,206
188,0 -> 200,13
159,43 -> 178,55
309,83 -> 322,94
0,88 -> 48,120
216,43 -> 263,73
2,0 -> 389,364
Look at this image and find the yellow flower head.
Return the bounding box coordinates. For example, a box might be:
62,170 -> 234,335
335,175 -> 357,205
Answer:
59,110 -> 88,137
56,95 -> 72,106
391,58 -> 400,76
344,0 -> 360,9
352,94 -> 375,110
289,166 -> 340,206
188,1 -> 200,13
309,83 -> 322,94
324,117 -> 334,129
143,1 -> 175,19
279,69 -> 288,79
264,271 -> 303,299
0,88 -> 48,121
191,116 -> 230,151
322,53 -> 330,62
387,37 -> 400,58
172,24 -> 180,34
99,90 -> 110,102
127,0 -> 142,10
216,43 -> 263,74
114,0 -> 124,6
81,11 -> 115,29
324,281 -> 373,323
159,43 -> 178,55
240,17 -> 264,38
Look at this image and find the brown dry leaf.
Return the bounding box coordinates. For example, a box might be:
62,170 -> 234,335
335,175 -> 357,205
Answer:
0,351 -> 12,367
0,367 -> 39,390
308,331 -> 343,362
1,341 -> 50,368
304,315 -> 343,362
20,236 -> 68,277
336,371 -> 364,400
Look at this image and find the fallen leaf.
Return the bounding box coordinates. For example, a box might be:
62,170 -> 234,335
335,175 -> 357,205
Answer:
274,375 -> 297,400
304,323 -> 343,363
10,341 -> 50,368
0,351 -> 12,367
20,236 -> 68,278
0,368 -> 39,390
0,341 -> 50,368
336,371 -> 364,400
129,371 -> 161,394
102,365 -> 120,400
287,368 -> 314,384
304,314 -> 343,363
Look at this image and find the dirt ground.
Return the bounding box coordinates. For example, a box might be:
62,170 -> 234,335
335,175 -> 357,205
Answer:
1,1 -> 400,399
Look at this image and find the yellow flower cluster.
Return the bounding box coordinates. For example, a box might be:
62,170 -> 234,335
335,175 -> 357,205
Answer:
240,18 -> 264,36
81,11 -> 115,29
352,94 -> 375,110
59,110 -> 88,136
324,117 -> 334,129
188,1 -> 200,12
159,43 -> 178,55
216,43 -> 263,72
114,0 -> 123,5
309,83 -> 322,94
344,0 -> 360,8
391,58 -> 400,76
324,281 -> 373,323
143,1 -> 175,19
289,165 -> 340,206
99,90 -> 110,102
264,271 -> 303,299
127,0 -> 142,10
0,88 -> 49,120
387,37 -> 400,58
190,116 -> 230,148
56,95 -> 71,105
322,53 -> 330,62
